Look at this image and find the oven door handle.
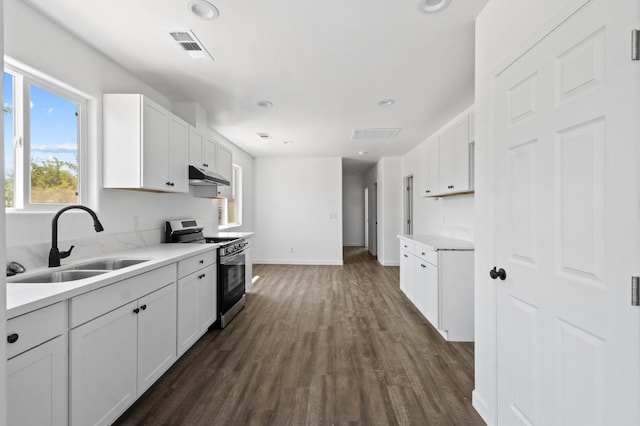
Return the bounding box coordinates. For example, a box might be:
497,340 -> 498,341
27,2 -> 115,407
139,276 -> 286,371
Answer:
220,251 -> 245,265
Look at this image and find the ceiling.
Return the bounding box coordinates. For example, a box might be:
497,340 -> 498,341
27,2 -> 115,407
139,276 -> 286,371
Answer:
23,0 -> 488,174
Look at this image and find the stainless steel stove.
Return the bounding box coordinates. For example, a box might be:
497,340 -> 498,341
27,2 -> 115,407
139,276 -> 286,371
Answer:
165,219 -> 247,328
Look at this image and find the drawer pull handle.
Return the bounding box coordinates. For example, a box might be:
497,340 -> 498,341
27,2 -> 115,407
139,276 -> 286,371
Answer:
7,333 -> 19,344
198,273 -> 206,279
199,260 -> 204,264
421,264 -> 426,268
422,252 -> 426,256
404,254 -> 408,258
133,308 -> 140,314
140,304 -> 147,311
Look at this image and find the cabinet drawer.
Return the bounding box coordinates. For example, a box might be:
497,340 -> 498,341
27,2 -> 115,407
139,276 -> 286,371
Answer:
7,301 -> 66,359
70,264 -> 176,328
416,244 -> 438,266
399,239 -> 415,254
178,251 -> 216,278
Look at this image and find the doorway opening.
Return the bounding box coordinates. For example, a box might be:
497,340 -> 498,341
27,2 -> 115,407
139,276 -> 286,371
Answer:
404,175 -> 413,235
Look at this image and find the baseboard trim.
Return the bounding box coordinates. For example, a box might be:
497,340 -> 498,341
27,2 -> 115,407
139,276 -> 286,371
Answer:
472,389 -> 493,426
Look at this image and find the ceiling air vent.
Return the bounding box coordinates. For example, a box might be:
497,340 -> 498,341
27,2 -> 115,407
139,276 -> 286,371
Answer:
169,30 -> 213,60
351,128 -> 401,140
256,132 -> 272,140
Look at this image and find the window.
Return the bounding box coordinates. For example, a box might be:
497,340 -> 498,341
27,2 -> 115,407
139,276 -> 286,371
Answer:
218,164 -> 241,228
4,65 -> 86,209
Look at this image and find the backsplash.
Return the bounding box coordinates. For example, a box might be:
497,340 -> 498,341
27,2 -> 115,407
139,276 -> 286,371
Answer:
6,228 -> 162,271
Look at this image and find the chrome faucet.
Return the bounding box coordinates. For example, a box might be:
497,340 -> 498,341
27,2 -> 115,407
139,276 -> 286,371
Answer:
49,205 -> 104,267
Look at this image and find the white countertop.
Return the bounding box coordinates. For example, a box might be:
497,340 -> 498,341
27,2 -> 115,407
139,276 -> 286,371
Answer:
204,231 -> 254,239
397,234 -> 474,251
6,243 -> 220,318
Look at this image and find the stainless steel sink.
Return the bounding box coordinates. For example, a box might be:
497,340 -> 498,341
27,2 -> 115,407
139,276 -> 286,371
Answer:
10,269 -> 108,284
71,258 -> 149,271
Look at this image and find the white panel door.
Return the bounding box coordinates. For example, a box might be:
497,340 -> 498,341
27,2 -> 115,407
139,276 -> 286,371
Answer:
177,272 -> 202,356
137,284 -> 177,395
7,335 -> 67,426
141,99 -> 169,191
167,115 -> 189,193
70,302 -> 138,426
493,0 -> 640,424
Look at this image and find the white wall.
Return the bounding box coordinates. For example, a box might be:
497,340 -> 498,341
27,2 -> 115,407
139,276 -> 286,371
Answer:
253,157 -> 343,265
400,106 -> 475,242
342,173 -> 365,246
364,157 -> 402,266
3,1 -> 252,268
474,0 -> 575,423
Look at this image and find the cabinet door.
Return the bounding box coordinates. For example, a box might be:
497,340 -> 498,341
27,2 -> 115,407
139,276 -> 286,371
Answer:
423,262 -> 440,328
414,261 -> 429,317
217,144 -> 233,181
198,265 -> 217,333
70,301 -> 138,426
142,99 -> 170,191
424,140 -> 440,196
203,137 -> 218,173
8,335 -> 68,426
452,115 -> 470,192
399,250 -> 415,299
188,127 -> 204,168
177,272 -> 202,356
245,245 -> 253,290
137,284 -> 177,395
439,127 -> 455,194
167,115 -> 189,193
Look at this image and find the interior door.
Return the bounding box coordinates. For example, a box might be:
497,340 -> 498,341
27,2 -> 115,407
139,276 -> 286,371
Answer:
493,0 -> 640,424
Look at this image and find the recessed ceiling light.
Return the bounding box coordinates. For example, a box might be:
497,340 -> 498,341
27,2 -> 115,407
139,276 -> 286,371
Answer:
188,0 -> 219,20
358,151 -> 368,156
283,140 -> 293,145
418,0 -> 451,14
257,100 -> 273,108
378,99 -> 395,107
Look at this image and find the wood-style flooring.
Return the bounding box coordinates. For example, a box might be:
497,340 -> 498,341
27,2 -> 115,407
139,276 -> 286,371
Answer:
115,247 -> 484,425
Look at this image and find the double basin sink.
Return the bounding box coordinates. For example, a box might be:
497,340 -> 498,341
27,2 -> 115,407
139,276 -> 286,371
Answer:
9,258 -> 150,284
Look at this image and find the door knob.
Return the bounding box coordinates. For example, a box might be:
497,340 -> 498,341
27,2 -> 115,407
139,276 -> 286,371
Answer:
489,267 -> 507,280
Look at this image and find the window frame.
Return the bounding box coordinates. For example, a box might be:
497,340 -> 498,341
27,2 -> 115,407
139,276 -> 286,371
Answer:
4,60 -> 88,212
218,163 -> 242,229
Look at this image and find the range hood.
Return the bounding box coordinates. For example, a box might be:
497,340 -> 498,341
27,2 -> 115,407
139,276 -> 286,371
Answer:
188,165 -> 230,186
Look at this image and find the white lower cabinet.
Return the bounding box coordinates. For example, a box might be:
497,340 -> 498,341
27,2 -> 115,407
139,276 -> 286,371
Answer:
398,236 -> 474,342
6,301 -> 67,426
177,251 -> 217,356
70,269 -> 177,426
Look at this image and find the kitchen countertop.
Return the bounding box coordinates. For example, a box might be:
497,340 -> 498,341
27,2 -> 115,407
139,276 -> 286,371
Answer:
397,234 -> 474,251
205,231 -> 254,239
6,243 -> 220,318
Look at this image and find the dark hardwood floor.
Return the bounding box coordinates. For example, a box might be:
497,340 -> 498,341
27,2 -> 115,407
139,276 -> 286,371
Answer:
115,247 -> 484,425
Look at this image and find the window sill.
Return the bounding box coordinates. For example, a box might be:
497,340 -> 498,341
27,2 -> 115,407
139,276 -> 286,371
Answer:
219,223 -> 241,230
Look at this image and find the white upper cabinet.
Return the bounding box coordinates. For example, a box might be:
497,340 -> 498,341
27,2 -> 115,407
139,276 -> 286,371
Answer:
421,140 -> 440,197
216,144 -> 233,198
189,128 -> 218,174
103,94 -> 188,193
422,108 -> 474,197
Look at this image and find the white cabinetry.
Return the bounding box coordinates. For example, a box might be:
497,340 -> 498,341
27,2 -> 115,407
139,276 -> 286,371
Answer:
177,250 -> 217,356
397,236 -> 474,341
215,144 -> 233,198
245,238 -> 253,289
103,94 -> 188,193
69,265 -> 177,426
422,108 -> 474,197
189,128 -> 218,174
6,302 -> 67,426
439,114 -> 471,195
422,139 -> 440,196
